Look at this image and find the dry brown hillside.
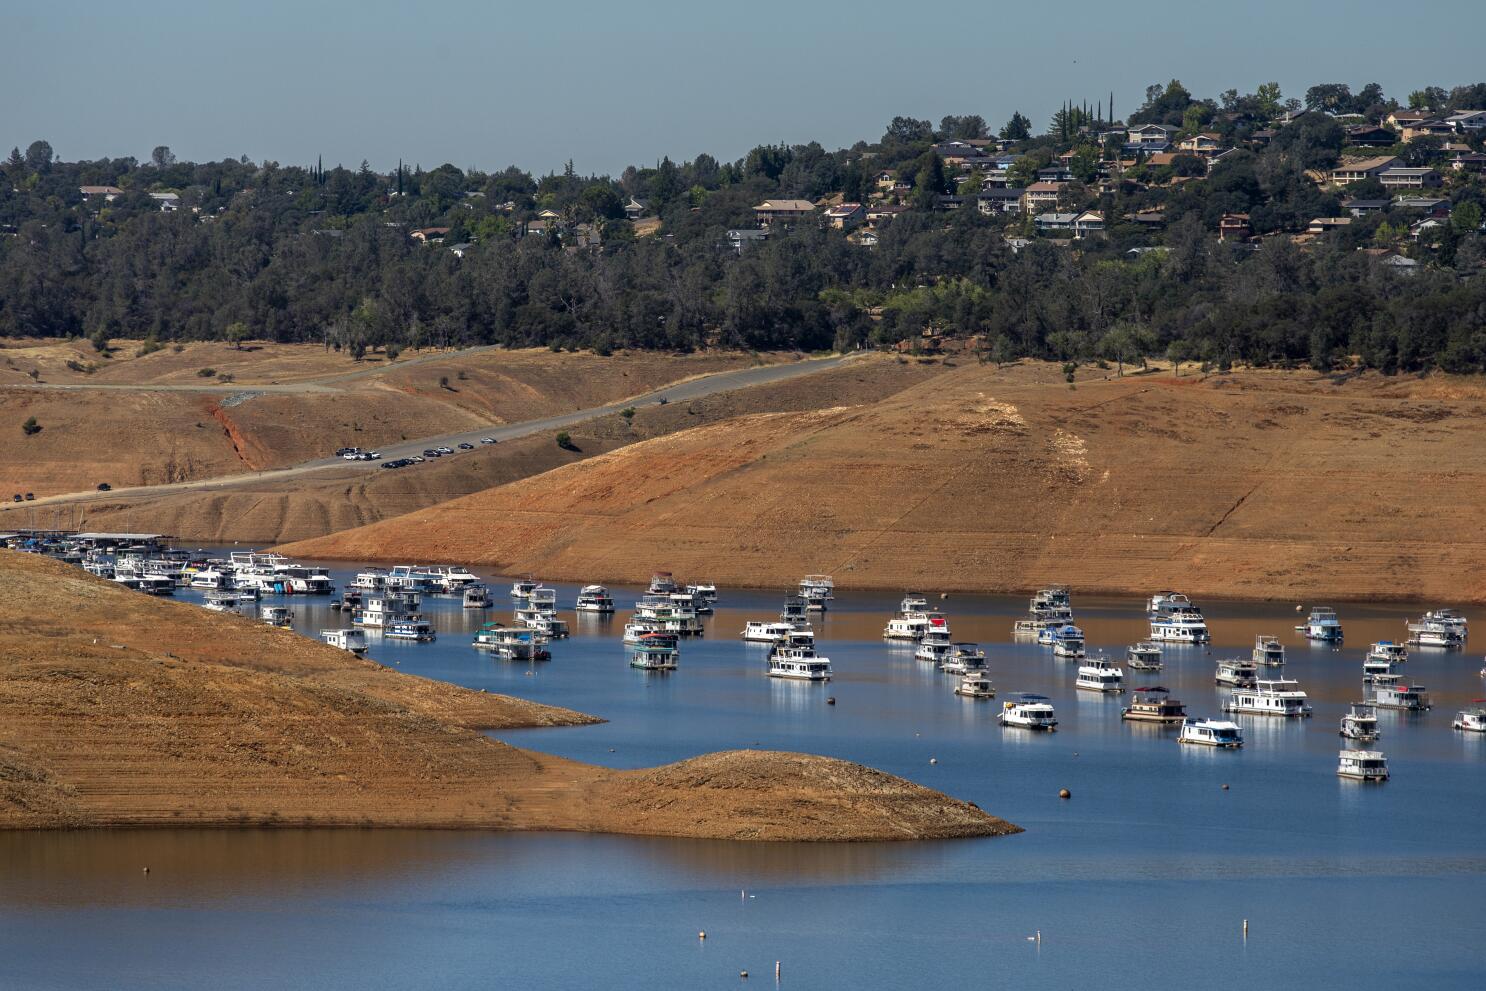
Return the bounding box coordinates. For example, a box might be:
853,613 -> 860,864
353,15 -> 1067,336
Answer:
0,344 -> 778,497
18,354 -> 948,541
281,362 -> 1486,603
0,552 -> 1009,840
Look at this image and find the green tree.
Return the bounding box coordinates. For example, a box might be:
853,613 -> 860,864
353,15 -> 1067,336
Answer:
224,321 -> 249,349
21,417 -> 41,436
1452,201 -> 1482,236
999,112 -> 1031,141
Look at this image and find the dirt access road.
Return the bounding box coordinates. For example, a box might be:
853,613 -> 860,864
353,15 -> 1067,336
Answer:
13,353 -> 855,512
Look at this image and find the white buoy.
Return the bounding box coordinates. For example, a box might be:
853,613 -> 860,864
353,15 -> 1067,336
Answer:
1243,919 -> 1249,939
698,931 -> 706,940
929,757 -> 937,765
775,961 -> 780,979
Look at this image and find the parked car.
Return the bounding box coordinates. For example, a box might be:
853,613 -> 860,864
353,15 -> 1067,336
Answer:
97,482 -> 112,491
10,494 -> 20,503
479,437 -> 498,445
410,456 -> 426,463
422,449 -> 441,458
23,493 -> 33,501
458,442 -> 474,450
435,446 -> 454,455
334,447 -> 356,457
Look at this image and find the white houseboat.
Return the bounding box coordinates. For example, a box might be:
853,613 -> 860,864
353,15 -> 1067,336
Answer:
189,568 -> 230,590
260,604 -> 293,627
940,643 -> 988,674
321,628 -> 369,655
202,590 -> 241,612
1297,606 -> 1344,642
351,568 -> 388,590
1075,654 -> 1124,692
1422,608 -> 1468,639
1179,717 -> 1243,747
515,606 -> 569,639
1122,687 -> 1187,723
768,645 -> 832,681
1223,679 -> 1314,718
352,597 -> 405,629
1451,703 -> 1486,733
633,595 -> 704,636
1405,617 -> 1464,648
799,575 -> 835,610
899,592 -> 929,614
510,576 -> 538,599
683,585 -> 715,613
914,636 -> 954,665
1147,591 -> 1193,618
1252,635 -> 1286,667
1126,643 -> 1163,671
385,617 -> 437,641
575,584 -> 616,613
647,571 -> 679,595
954,672 -> 997,699
462,585 -> 492,609
1215,659 -> 1259,688
1150,605 -> 1210,644
1337,750 -> 1389,782
998,695 -> 1058,730
885,613 -> 934,640
630,632 -> 679,670
473,624 -> 549,660
1339,703 -> 1380,742
741,620 -> 798,644
1366,674 -> 1429,711
1365,641 -> 1408,681
1050,625 -> 1086,658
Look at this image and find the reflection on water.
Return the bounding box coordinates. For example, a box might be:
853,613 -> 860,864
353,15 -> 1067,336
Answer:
5,561 -> 1485,989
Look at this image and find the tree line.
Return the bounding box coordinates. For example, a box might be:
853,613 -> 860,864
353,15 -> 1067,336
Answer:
1,77 -> 1484,373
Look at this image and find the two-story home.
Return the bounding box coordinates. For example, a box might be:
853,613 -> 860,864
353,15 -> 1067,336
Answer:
1345,125 -> 1397,147
753,199 -> 817,227
1446,110 -> 1486,132
1401,120 -> 1455,141
1330,156 -> 1400,184
623,197 -> 648,220
1035,212 -> 1077,233
823,202 -> 867,230
149,192 -> 181,212
1378,167 -> 1441,190
1126,123 -> 1176,151
1451,152 -> 1486,173
1218,213 -> 1252,241
1177,132 -> 1224,156
976,188 -> 1023,215
1386,110 -> 1430,130
1020,181 -> 1065,213
1073,210 -> 1105,237
725,228 -> 769,254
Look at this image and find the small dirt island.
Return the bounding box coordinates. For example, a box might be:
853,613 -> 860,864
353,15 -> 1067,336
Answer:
0,552 -> 1014,841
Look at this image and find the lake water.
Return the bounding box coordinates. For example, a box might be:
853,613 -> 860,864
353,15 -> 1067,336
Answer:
4,566 -> 1484,989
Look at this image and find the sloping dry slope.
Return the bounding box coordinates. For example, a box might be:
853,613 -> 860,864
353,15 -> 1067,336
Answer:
281,363 -> 1486,603
0,553 -> 1009,840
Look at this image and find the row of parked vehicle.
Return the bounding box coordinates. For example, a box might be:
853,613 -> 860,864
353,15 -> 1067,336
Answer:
337,437 -> 501,471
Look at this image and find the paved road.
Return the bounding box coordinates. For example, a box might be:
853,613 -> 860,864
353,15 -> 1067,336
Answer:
8,354 -> 856,512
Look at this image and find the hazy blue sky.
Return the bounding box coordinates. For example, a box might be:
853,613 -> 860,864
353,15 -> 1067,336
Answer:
5,0 -> 1483,176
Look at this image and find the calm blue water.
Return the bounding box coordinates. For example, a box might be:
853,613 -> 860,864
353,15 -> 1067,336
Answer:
3,565 -> 1484,989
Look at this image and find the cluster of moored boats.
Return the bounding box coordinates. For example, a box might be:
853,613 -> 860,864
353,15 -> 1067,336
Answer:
9,530 -> 1485,777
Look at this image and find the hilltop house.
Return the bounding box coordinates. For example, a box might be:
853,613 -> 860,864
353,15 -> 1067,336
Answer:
1401,120 -> 1454,141
1218,213 -> 1252,241
410,226 -> 451,243
1387,110 -> 1430,130
725,228 -> 769,254
976,188 -> 1023,215
754,199 -> 816,226
623,196 -> 648,220
1127,123 -> 1176,150
1073,210 -> 1105,237
823,202 -> 867,230
1020,180 -> 1065,213
1177,132 -> 1224,156
1451,152 -> 1486,173
79,185 -> 124,201
1378,167 -> 1441,190
1341,198 -> 1389,216
149,192 -> 181,212
1330,156 -> 1400,184
1446,110 -> 1486,132
1035,211 -> 1077,233
1345,125 -> 1396,147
